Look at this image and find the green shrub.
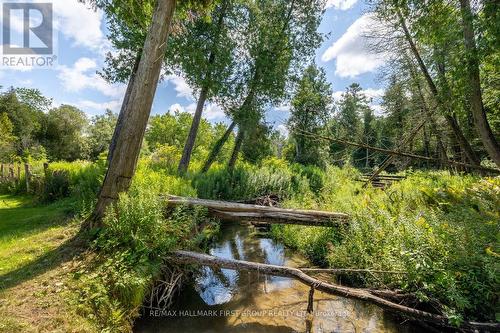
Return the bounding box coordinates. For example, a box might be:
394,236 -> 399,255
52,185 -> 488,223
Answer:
192,161 -> 313,201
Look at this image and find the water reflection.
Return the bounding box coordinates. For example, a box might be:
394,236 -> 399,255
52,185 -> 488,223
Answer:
135,223 -> 418,333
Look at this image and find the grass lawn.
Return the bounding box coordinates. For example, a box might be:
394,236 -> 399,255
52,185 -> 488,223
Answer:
0,194 -> 96,333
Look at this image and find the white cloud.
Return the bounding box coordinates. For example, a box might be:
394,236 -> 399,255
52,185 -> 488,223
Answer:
57,57 -> 126,98
171,101 -> 226,121
325,0 -> 358,10
361,88 -> 385,101
332,87 -> 385,115
169,103 -> 186,113
332,90 -> 344,101
53,2 -> 110,53
165,75 -> 194,100
321,14 -> 386,78
76,99 -> 122,112
204,103 -> 225,120
371,104 -> 383,116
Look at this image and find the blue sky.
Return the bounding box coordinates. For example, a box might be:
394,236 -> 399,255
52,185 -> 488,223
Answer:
0,0 -> 387,134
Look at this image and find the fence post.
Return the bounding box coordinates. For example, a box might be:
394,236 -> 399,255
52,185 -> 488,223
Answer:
0,164 -> 3,178
43,162 -> 49,177
17,163 -> 21,180
24,163 -> 31,193
9,164 -> 14,178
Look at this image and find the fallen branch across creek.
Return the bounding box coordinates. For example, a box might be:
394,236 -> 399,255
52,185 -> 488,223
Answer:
165,195 -> 349,227
169,250 -> 500,331
299,268 -> 407,275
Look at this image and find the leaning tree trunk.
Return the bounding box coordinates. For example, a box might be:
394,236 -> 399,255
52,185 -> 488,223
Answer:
459,0 -> 500,167
178,85 -> 209,173
90,0 -> 177,226
228,128 -> 244,170
177,0 -> 230,173
202,121 -> 236,173
397,9 -> 480,167
107,50 -> 142,164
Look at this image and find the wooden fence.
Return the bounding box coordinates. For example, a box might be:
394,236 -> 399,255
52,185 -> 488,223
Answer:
0,162 -> 49,193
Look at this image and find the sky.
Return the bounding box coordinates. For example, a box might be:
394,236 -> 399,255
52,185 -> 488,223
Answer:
0,0 -> 388,135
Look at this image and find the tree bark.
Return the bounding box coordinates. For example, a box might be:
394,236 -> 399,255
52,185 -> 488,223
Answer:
202,121 -> 236,173
177,85 -> 209,173
90,0 -> 177,226
107,50 -> 142,165
459,0 -> 500,167
228,128 -> 244,170
166,194 -> 349,226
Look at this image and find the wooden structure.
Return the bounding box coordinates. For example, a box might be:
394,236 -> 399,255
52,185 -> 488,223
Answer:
358,174 -> 406,189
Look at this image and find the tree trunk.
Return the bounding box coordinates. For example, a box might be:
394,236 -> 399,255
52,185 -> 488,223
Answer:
459,0 -> 500,167
178,85 -> 209,173
166,195 -> 349,226
202,121 -> 236,173
228,128 -> 244,170
177,0 -> 230,173
170,251 -> 499,330
107,50 -> 142,164
90,0 -> 177,226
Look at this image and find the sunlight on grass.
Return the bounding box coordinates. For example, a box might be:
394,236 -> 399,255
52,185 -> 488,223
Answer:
0,195 -> 72,276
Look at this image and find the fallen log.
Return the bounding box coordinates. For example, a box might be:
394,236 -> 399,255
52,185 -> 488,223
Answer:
299,268 -> 406,275
165,195 -> 349,227
170,250 -> 499,331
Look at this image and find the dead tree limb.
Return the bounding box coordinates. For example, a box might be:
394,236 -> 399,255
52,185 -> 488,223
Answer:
296,129 -> 500,174
299,268 -> 406,275
165,195 -> 349,227
170,250 -> 499,331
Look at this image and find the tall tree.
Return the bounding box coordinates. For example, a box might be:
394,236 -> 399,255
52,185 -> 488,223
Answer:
203,0 -> 325,171
174,0 -> 236,173
44,105 -> 89,161
288,64 -> 332,167
87,110 -> 118,161
91,0 -> 177,224
330,83 -> 367,164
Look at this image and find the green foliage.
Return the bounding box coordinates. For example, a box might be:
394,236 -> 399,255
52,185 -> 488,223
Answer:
43,105 -> 89,162
145,111 -> 234,171
41,160 -> 106,213
288,64 -> 332,167
87,110 -> 117,161
193,158 -> 314,202
0,112 -> 16,162
273,169 -> 499,322
75,176 -> 213,332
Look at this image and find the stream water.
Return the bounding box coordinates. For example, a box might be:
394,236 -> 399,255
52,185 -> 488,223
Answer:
135,223 -> 419,333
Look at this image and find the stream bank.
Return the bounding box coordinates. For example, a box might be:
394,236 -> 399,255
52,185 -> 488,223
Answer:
135,222 -> 421,333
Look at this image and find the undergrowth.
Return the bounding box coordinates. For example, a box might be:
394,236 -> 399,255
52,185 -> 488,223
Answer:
2,156 -> 497,330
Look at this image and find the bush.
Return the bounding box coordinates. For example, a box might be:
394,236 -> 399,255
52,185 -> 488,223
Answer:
192,161 -> 313,202
40,159 -> 105,213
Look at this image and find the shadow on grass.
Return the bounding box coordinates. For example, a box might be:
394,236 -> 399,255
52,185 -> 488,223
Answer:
0,196 -> 76,242
0,230 -> 88,291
